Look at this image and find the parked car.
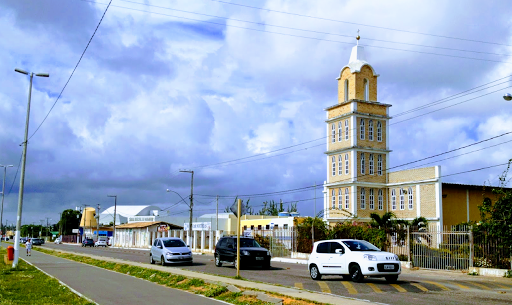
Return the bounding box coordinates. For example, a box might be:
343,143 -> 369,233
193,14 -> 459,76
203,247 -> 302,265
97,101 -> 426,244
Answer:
150,237 -> 192,266
94,239 -> 107,247
20,237 -> 28,243
308,239 -> 401,283
214,236 -> 271,269
31,238 -> 44,246
54,237 -> 62,244
1,237 -> 9,241
82,238 -> 94,247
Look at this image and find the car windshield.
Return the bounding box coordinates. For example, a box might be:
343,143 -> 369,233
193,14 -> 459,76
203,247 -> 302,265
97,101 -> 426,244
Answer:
342,240 -> 380,251
163,239 -> 186,248
236,238 -> 261,248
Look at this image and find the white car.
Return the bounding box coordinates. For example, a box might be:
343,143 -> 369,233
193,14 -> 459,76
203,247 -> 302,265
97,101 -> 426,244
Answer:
54,237 -> 62,244
150,237 -> 192,266
308,239 -> 401,283
95,239 -> 108,247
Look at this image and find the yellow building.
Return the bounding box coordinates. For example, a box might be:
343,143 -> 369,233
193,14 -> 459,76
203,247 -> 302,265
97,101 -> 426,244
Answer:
323,39 -> 496,229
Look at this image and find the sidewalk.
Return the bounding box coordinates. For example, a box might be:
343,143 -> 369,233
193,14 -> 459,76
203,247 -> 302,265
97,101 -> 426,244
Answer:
25,245 -> 379,305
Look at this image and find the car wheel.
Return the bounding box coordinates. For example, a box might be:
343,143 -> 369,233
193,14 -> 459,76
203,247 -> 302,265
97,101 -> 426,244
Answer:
215,255 -> 222,267
385,275 -> 398,283
161,256 -> 166,266
309,265 -> 321,280
350,264 -> 364,283
263,262 -> 271,270
150,254 -> 155,264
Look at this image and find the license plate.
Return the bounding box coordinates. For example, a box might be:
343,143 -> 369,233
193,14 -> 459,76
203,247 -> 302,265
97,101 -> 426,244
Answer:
255,257 -> 264,260
384,264 -> 395,270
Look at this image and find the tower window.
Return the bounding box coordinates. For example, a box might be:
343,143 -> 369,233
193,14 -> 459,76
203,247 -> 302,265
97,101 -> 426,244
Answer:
408,187 -> 414,210
364,78 -> 369,101
338,189 -> 342,210
369,153 -> 374,175
338,155 -> 342,176
377,155 -> 383,176
345,153 -> 349,175
332,189 -> 336,209
368,120 -> 374,141
345,188 -> 349,209
345,119 -> 349,140
360,188 -> 366,209
400,188 -> 405,210
360,119 -> 365,140
344,79 -> 349,101
331,124 -> 336,143
369,189 -> 375,210
391,189 -> 396,210
338,121 -> 342,142
332,156 -> 336,176
377,121 -> 382,142
378,189 -> 383,210
360,153 -> 365,175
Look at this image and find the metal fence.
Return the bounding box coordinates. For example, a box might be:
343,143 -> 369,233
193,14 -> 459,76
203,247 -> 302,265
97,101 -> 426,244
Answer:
251,229 -> 297,258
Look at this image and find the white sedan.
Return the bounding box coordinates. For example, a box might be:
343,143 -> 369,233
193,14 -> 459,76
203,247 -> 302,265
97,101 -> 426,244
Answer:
94,239 -> 108,247
308,239 -> 401,283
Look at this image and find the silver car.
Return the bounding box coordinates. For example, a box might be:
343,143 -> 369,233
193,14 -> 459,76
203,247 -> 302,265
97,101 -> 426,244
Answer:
150,237 -> 193,266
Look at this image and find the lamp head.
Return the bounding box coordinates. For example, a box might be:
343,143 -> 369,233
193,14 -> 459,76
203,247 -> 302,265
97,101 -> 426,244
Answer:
15,68 -> 28,75
504,93 -> 512,101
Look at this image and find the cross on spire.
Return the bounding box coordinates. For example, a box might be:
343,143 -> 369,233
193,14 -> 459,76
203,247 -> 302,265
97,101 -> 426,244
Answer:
356,29 -> 360,45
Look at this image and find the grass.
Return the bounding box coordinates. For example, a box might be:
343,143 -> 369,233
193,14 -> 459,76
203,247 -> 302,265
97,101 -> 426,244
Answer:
32,247 -> 323,305
0,247 -> 94,305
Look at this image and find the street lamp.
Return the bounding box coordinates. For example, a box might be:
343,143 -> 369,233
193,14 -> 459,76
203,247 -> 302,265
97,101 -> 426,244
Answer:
504,93 -> 512,101
13,68 -> 49,268
179,170 -> 194,247
0,164 -> 13,238
107,195 -> 117,247
166,188 -> 193,246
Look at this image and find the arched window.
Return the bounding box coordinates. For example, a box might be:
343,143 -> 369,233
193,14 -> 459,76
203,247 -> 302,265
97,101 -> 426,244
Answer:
408,187 -> 414,210
369,153 -> 374,175
400,188 -> 405,210
344,79 -> 349,101
332,189 -> 336,209
369,189 -> 375,210
364,78 -> 369,101
338,189 -> 342,210
377,121 -> 382,142
345,153 -> 349,175
345,119 -> 349,140
338,155 -> 342,176
391,189 -> 396,210
338,121 -> 342,142
331,123 -> 336,143
368,120 -> 374,141
378,189 -> 383,210
360,188 -> 366,209
332,156 -> 336,176
360,153 -> 365,175
345,188 -> 350,209
360,119 -> 365,140
377,155 -> 383,176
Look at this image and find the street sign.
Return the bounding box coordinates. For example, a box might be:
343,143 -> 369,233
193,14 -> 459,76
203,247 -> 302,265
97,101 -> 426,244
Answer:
229,201 -> 247,217
72,229 -> 79,233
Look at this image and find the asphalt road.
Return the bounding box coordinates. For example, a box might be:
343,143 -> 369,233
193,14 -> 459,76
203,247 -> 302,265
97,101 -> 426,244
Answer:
41,243 -> 512,305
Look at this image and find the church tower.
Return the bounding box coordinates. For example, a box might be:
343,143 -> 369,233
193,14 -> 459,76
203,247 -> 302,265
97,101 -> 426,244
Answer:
323,38 -> 392,223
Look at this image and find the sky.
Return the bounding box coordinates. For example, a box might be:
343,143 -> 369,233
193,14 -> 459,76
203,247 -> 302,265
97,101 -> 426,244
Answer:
0,0 -> 512,227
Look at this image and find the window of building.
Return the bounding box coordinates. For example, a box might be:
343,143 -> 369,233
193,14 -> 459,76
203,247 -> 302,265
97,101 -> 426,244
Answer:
360,119 -> 365,140
378,189 -> 383,210
338,155 -> 342,176
345,153 -> 349,175
391,189 -> 396,210
400,188 -> 405,210
377,121 -> 382,142
360,188 -> 366,209
361,153 -> 365,175
338,189 -> 342,210
331,123 -> 336,143
332,156 -> 336,176
344,79 -> 349,101
338,121 -> 342,142
345,119 -> 349,140
284,224 -> 288,229
258,225 -> 262,230
251,225 -> 254,230
369,153 -> 374,175
369,189 -> 374,210
377,155 -> 383,176
345,188 -> 349,209
368,120 -> 374,141
408,187 -> 413,210
364,78 -> 369,101
266,224 -> 270,230
244,225 -> 247,230
332,189 -> 336,209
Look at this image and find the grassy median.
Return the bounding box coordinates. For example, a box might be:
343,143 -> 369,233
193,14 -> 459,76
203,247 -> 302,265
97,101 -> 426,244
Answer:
32,247 -> 321,305
0,247 -> 94,305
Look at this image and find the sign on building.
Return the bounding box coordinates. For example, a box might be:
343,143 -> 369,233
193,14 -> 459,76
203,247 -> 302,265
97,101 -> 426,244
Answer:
184,222 -> 212,231
128,216 -> 155,223
157,225 -> 170,232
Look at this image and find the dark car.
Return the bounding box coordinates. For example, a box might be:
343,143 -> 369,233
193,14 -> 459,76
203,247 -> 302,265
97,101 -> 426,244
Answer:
82,238 -> 94,247
214,236 -> 271,269
31,238 -> 44,245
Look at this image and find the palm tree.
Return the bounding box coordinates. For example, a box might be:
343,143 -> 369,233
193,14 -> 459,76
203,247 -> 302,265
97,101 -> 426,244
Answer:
370,212 -> 396,231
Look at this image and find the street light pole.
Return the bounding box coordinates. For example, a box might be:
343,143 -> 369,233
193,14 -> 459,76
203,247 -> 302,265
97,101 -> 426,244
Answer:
12,68 -> 49,268
0,165 -> 13,238
180,170 -> 194,247
107,195 -> 117,247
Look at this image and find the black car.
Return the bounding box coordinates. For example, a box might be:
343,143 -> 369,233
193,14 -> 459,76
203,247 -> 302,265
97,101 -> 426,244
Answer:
214,236 -> 271,269
82,238 -> 94,247
31,238 -> 44,245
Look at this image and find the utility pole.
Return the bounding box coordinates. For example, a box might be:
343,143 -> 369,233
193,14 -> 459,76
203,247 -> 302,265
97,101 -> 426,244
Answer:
216,195 -> 218,231
0,165 -> 13,238
58,212 -> 62,235
107,195 -> 117,247
180,170 -> 194,246
96,204 -> 100,241
312,182 -> 316,247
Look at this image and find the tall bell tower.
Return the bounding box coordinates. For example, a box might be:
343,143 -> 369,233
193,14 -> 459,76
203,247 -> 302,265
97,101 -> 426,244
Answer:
323,36 -> 392,223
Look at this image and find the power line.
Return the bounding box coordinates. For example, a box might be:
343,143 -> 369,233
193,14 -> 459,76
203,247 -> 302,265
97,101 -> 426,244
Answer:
28,0 -> 113,140
7,152 -> 23,195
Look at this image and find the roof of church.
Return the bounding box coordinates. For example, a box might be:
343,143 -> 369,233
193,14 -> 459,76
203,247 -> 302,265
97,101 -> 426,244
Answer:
100,205 -> 160,217
338,44 -> 379,77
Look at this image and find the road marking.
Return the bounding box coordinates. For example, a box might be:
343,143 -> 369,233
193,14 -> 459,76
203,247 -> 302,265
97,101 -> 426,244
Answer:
391,284 -> 407,292
367,283 -> 383,293
318,281 -> 331,293
411,283 -> 429,292
424,281 -> 450,291
468,282 -> 491,290
295,283 -> 303,289
453,283 -> 470,289
495,284 -> 509,289
341,281 -> 357,294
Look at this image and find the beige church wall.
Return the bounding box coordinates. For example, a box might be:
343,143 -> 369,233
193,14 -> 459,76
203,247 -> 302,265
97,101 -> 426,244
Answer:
354,66 -> 378,102
419,184 -> 437,218
356,119 -> 387,149
326,187 -> 352,214
327,103 -> 351,119
357,102 -> 387,117
356,152 -> 387,183
327,155 -> 351,183
354,187 -> 388,218
338,68 -> 357,102
388,167 -> 436,184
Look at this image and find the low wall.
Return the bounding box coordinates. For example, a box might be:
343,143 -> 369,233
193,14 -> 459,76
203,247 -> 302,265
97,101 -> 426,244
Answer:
468,267 -> 510,277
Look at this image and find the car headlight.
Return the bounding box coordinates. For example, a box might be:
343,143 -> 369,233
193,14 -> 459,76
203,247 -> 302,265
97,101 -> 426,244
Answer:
165,252 -> 173,256
363,254 -> 377,261
241,250 -> 250,256
267,251 -> 271,256
394,254 -> 399,261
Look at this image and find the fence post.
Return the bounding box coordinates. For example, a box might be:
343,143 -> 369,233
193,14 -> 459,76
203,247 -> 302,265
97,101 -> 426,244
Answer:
469,230 -> 473,268
407,225 -> 411,264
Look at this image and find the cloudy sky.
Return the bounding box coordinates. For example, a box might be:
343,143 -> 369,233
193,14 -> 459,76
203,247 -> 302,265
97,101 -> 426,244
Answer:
1,0 -> 512,227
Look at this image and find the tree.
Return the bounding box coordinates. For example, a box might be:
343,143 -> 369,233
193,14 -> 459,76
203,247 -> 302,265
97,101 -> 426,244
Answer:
59,209 -> 82,235
369,212 -> 396,232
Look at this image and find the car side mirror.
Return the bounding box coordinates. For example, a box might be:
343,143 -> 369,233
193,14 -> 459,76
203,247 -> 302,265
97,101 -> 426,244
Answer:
335,249 -> 344,254
157,245 -> 163,249
187,245 -> 190,248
